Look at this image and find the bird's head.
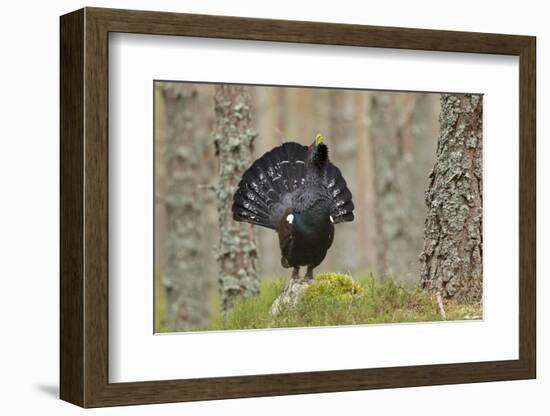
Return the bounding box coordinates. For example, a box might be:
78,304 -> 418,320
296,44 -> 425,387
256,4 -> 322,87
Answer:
306,133 -> 329,170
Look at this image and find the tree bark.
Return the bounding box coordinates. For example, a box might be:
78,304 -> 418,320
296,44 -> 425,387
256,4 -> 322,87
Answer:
213,85 -> 260,312
420,94 -> 483,304
369,93 -> 413,280
162,83 -> 210,331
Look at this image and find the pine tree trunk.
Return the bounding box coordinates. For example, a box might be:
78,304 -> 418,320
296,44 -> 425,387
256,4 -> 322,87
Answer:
162,83 -> 210,331
369,93 -> 413,280
420,94 -> 483,304
213,85 -> 260,312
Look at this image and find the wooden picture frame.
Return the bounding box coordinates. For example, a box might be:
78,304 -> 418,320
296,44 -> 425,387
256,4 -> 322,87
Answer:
60,7 -> 536,408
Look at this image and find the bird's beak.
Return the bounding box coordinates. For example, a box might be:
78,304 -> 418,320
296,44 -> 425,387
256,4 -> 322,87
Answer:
315,133 -> 324,145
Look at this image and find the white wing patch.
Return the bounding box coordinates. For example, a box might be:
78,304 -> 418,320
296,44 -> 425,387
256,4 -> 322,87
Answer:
329,215 -> 334,223
286,214 -> 294,224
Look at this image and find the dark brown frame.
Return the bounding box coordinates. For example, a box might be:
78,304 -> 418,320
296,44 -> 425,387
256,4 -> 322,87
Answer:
60,7 -> 536,408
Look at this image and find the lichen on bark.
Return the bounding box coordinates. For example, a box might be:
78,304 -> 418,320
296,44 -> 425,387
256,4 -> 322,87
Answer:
213,85 -> 260,312
419,94 -> 483,304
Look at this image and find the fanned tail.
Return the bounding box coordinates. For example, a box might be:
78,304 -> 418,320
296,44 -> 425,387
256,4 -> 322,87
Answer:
324,163 -> 355,223
232,142 -> 307,229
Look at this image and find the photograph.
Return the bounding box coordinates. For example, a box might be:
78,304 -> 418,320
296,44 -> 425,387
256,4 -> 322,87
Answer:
154,81 -> 483,333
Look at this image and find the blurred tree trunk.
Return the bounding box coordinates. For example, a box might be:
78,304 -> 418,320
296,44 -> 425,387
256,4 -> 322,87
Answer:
420,94 -> 483,304
162,83 -> 210,331
252,87 -> 284,274
191,85 -> 218,292
407,94 -> 440,280
313,89 -> 333,270
213,85 -> 260,312
154,87 -> 167,276
353,92 -> 376,271
330,90 -> 357,271
407,95 -> 433,248
369,93 -> 413,280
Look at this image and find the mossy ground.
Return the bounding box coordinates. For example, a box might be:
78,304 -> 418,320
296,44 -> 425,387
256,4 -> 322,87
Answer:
157,272 -> 482,333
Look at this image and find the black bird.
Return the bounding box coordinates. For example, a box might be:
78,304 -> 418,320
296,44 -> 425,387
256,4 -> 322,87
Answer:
232,134 -> 355,281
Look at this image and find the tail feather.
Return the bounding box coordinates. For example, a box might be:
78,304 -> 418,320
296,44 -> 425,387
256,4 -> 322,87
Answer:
233,142 -> 306,229
233,188 -> 271,219
324,163 -> 354,224
282,142 -> 307,192
241,169 -> 273,209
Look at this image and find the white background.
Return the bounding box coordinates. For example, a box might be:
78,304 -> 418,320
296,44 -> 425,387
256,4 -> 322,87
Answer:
110,34 -> 519,382
0,0 -> 546,414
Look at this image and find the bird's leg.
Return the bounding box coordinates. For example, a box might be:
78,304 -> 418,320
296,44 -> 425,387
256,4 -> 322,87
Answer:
305,266 -> 314,281
290,267 -> 300,281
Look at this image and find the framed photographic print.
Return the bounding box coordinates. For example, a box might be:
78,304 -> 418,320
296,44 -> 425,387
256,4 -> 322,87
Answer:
60,7 -> 536,408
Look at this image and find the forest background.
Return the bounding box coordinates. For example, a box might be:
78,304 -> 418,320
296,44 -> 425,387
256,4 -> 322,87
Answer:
154,83 -> 483,332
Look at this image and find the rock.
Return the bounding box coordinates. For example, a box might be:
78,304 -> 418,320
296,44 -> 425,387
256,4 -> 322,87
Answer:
270,277 -> 314,315
270,273 -> 362,315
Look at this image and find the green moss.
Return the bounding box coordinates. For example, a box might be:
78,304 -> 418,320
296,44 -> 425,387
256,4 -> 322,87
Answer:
154,269 -> 170,333
194,272 -> 482,331
302,273 -> 363,304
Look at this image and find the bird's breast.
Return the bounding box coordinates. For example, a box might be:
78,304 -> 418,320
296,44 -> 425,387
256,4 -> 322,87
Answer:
292,206 -> 332,243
